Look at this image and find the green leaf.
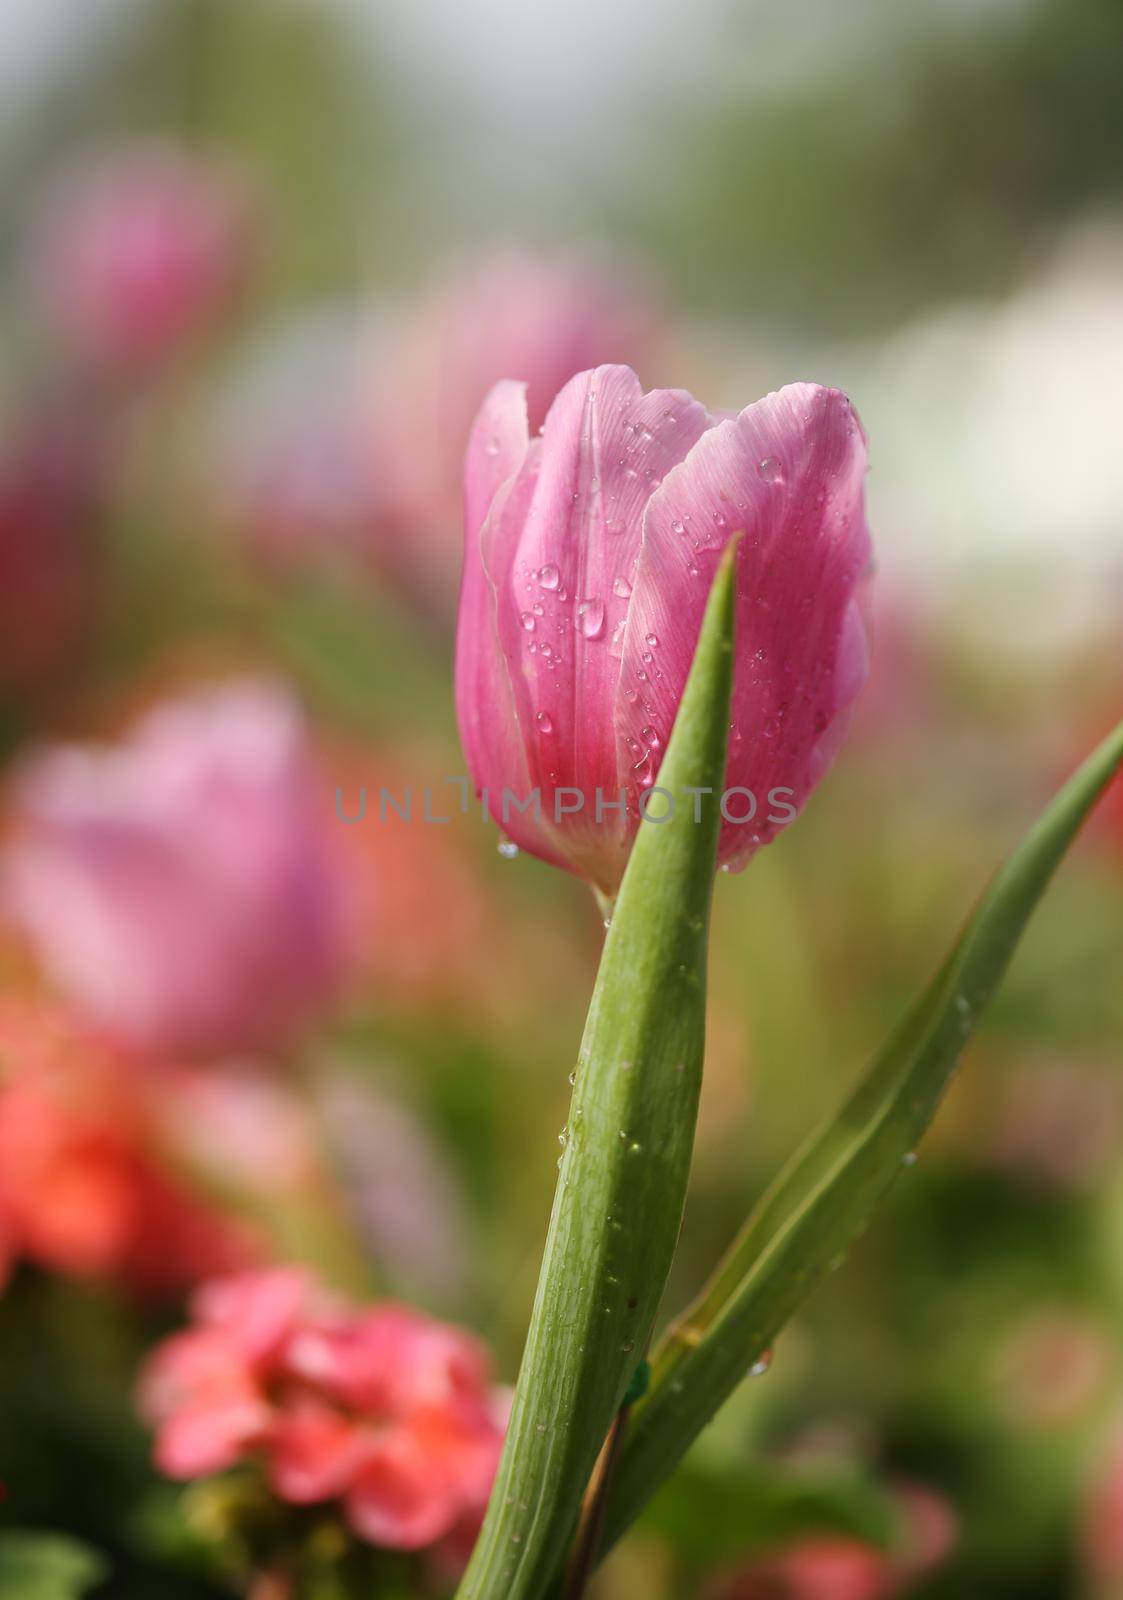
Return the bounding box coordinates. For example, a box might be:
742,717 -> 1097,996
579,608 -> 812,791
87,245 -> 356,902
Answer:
601,716 -> 1123,1555
456,546 -> 739,1600
0,1532 -> 107,1600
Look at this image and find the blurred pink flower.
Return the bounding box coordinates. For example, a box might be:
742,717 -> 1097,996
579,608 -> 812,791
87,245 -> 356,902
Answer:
456,366 -> 870,894
0,998 -> 253,1296
709,1481 -> 956,1599
992,1309 -> 1113,1430
0,410 -> 102,698
4,681 -> 350,1059
28,144 -> 255,376
369,250 -> 658,608
138,1267 -> 507,1563
710,1537 -> 894,1600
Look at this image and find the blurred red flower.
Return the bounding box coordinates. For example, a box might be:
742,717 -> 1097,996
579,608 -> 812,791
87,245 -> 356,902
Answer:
138,1267 -> 507,1566
0,999 -> 253,1295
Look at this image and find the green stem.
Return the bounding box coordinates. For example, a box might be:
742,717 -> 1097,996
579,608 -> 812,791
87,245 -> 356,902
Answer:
454,546 -> 739,1600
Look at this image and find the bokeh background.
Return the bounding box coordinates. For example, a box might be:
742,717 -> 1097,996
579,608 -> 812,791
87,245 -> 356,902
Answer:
1,1 -> 1122,1596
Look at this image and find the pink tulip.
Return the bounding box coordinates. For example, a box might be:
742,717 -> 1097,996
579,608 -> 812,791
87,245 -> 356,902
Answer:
4,681 -> 348,1058
137,1268 -> 507,1563
28,144 -> 255,376
456,365 -> 870,895
369,251 -> 658,608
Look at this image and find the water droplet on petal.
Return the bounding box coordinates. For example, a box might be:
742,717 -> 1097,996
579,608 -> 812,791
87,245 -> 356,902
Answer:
539,564 -> 560,591
520,612 -> 536,632
485,435 -> 501,457
645,633 -> 659,648
536,711 -> 554,733
577,598 -> 605,640
758,456 -> 783,483
613,576 -> 632,599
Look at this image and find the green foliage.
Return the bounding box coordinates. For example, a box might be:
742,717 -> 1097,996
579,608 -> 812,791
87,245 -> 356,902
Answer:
0,1533 -> 107,1600
601,718 -> 1123,1555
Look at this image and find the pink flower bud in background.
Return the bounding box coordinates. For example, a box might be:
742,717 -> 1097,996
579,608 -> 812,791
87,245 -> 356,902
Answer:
27,144 -> 256,377
456,365 -> 870,894
137,1267 -> 507,1564
3,681 -> 349,1059
0,410 -> 102,699
369,251 -> 658,609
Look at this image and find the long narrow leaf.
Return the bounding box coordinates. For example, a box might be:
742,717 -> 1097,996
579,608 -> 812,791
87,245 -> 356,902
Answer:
456,547 -> 738,1599
600,717 -> 1123,1554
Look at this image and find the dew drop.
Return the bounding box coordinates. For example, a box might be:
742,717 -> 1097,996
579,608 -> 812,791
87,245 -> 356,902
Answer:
902,1150 -> 918,1167
536,711 -> 554,733
613,576 -> 632,599
758,456 -> 783,483
485,435 -> 501,457
640,725 -> 660,748
750,1349 -> 774,1377
577,598 -> 606,640
520,612 -> 536,632
539,564 -> 560,591
645,633 -> 659,648
497,839 -> 519,859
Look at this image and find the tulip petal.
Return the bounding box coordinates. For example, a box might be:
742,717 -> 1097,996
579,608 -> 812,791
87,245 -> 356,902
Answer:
621,384 -> 870,869
454,382 -> 551,861
482,365 -> 711,887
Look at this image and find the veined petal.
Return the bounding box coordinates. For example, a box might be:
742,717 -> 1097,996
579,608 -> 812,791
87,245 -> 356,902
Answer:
462,379 -> 529,551
621,384 -> 869,868
454,382 -> 550,860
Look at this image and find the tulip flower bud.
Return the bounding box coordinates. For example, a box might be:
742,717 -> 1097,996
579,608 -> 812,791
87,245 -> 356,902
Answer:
28,144 -> 255,377
456,365 -> 871,895
4,681 -> 347,1058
